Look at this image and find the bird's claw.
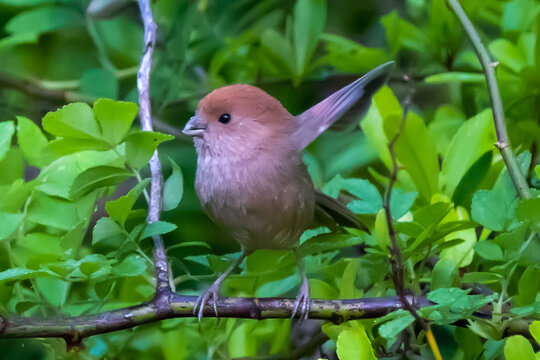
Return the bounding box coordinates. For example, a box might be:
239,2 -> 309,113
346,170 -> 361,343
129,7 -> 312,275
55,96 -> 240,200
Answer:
291,279 -> 311,322
194,283 -> 220,322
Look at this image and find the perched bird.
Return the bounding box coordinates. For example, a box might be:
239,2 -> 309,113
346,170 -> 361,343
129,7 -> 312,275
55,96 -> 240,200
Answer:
183,62 -> 393,320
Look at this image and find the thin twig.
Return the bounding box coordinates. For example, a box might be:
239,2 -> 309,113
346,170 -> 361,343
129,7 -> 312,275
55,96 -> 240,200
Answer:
382,76 -> 441,359
446,0 -> 531,199
136,0 -> 173,305
0,295 -> 433,341
382,82 -> 425,326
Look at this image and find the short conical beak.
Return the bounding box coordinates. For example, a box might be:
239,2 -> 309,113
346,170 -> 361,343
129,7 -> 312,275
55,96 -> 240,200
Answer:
182,115 -> 207,137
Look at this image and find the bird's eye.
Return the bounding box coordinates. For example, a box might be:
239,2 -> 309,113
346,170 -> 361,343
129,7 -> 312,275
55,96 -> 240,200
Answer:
218,113 -> 231,124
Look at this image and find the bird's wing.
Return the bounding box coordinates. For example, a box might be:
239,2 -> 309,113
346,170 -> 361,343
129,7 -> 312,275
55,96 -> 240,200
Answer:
314,189 -> 369,232
293,61 -> 394,150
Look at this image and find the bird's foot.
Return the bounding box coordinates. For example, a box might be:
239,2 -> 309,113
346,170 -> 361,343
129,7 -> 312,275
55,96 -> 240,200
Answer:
291,277 -> 311,322
194,282 -> 221,321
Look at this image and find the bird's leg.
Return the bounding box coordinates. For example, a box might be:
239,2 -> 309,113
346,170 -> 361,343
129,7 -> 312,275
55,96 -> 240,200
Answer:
291,248 -> 311,322
194,249 -> 248,321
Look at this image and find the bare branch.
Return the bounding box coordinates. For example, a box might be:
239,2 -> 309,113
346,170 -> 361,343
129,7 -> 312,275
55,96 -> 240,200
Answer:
136,0 -> 173,302
0,295 -> 433,340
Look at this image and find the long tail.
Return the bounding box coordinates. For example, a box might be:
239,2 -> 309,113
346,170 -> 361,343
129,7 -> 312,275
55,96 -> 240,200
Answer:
293,61 -> 394,150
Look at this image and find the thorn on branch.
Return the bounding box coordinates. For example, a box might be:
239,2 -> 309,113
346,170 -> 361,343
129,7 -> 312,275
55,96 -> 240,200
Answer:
495,141 -> 508,150
64,331 -> 85,352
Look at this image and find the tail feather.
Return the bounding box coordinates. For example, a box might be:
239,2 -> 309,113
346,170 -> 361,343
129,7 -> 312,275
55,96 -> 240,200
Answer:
294,61 -> 394,150
314,190 -> 369,233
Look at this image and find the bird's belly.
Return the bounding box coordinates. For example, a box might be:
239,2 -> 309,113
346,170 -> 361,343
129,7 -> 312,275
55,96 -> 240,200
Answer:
195,159 -> 315,251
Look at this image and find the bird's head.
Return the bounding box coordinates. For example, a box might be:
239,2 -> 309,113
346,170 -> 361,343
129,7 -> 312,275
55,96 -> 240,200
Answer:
183,84 -> 293,158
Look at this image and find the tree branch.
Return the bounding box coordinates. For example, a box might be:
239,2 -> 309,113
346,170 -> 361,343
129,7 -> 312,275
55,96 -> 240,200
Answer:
136,0 -> 173,304
0,295 -> 433,340
446,0 -> 531,200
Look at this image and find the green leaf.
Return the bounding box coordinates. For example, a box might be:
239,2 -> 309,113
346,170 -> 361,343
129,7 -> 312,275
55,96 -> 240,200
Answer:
453,151 -> 493,208
81,70 -> 118,100
0,212 -> 24,240
320,33 -> 389,74
474,241 -> 503,261
0,0 -> 64,6
336,326 -> 377,360
378,309 -> 415,340
441,109 -> 496,197
390,188 -> 417,219
300,227 -> 330,245
424,72 -> 485,84
5,5 -> 83,36
112,254 -> 147,277
42,138 -> 112,163
42,103 -> 101,140
489,39 -> 527,73
431,258 -> 458,290
256,273 -> 299,297
0,149 -> 24,186
384,111 -> 439,201
35,277 -> 69,307
471,190 -> 513,232
504,335 -> 536,360
440,208 -> 477,267
293,0 -> 326,77
0,268 -> 48,283
324,175 -> 382,213
428,105 -> 465,156
92,217 -> 125,246
260,29 -> 295,77
530,321 -> 540,344
484,339 -> 506,360
300,233 -> 367,256
517,267 -> 540,306
163,158 -> 183,211
93,98 -> 138,145
462,272 -> 502,284
381,10 -> 431,54
105,179 -> 150,226
0,121 -> 15,162
492,151 -> 531,205
139,221 -> 177,240
16,116 -> 49,168
361,87 -> 402,170
374,209 -> 389,252
228,322 -> 257,358
0,32 -> 39,51
70,166 -> 132,199
0,179 -> 31,213
124,131 -> 174,169
502,0 -> 540,34
12,233 -> 65,267
27,192 -> 97,232
340,259 -> 361,298
535,165 -> 539,179
427,288 -> 493,317
515,196 -> 540,232
36,150 -> 122,200
414,202 -> 452,228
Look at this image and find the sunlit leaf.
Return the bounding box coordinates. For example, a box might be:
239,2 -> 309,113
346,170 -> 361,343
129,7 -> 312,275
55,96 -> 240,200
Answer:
336,326 -> 377,360
163,158 -> 183,211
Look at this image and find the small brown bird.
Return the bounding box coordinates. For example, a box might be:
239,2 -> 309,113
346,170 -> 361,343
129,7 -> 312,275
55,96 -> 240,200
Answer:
183,62 -> 393,320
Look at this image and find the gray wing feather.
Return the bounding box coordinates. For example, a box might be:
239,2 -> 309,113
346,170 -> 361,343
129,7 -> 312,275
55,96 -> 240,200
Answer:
294,61 -> 394,150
